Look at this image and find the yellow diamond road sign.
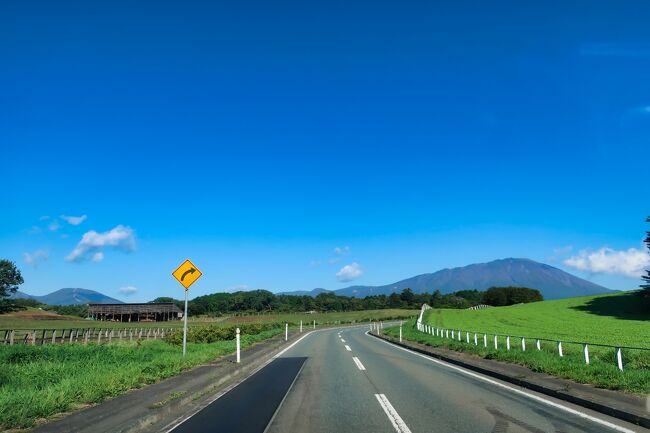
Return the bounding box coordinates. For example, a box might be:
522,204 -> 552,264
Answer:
172,259 -> 203,290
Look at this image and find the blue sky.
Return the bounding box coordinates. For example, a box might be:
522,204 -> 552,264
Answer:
1,0 -> 649,302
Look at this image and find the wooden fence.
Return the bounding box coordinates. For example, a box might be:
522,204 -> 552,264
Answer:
0,327 -> 177,346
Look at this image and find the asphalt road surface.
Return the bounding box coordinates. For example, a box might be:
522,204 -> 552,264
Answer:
171,326 -> 647,433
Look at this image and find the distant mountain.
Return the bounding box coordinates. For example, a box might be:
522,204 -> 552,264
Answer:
284,258 -> 613,300
8,290 -> 35,300
277,288 -> 333,296
8,288 -> 123,305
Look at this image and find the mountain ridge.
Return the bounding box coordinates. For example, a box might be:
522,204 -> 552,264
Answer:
8,288 -> 123,305
289,258 -> 613,300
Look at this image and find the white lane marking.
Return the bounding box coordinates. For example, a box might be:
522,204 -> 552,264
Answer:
345,345 -> 351,351
367,332 -> 638,433
375,393 -> 412,433
165,325 -> 374,432
352,356 -> 366,370
341,338 -> 346,343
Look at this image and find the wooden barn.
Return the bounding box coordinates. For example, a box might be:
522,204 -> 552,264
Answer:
88,303 -> 183,322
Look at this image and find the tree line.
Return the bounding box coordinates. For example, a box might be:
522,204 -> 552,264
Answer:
152,286 -> 544,316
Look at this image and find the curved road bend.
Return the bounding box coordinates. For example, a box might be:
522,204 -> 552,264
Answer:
171,326 -> 648,433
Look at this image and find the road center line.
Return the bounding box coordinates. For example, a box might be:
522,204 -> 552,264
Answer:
341,338 -> 346,343
375,393 -> 412,433
345,345 -> 351,351
352,356 -> 366,370
367,332 -> 638,433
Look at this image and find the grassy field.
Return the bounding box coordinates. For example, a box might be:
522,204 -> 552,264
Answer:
0,308 -> 418,331
0,328 -> 282,430
422,291 -> 650,348
220,309 -> 419,326
385,291 -> 650,394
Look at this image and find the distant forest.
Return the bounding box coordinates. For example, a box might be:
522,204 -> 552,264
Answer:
153,286 -> 543,317
7,287 -> 543,318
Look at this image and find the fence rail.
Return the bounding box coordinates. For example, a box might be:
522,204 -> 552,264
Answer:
0,327 -> 176,346
415,304 -> 649,371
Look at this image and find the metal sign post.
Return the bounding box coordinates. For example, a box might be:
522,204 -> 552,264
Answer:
183,288 -> 188,356
172,259 -> 203,357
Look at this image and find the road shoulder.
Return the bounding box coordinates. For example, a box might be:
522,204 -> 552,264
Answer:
369,331 -> 650,429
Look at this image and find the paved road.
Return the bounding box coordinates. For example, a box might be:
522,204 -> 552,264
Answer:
172,326 -> 647,433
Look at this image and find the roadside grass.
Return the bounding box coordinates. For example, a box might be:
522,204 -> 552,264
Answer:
0,308 -> 418,331
421,291 -> 650,348
385,318 -> 650,395
0,328 -> 282,430
221,309 -> 419,327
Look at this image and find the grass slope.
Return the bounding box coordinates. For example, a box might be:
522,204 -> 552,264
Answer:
423,291 -> 650,348
385,291 -> 650,394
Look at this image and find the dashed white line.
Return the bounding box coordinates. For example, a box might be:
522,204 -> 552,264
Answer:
352,356 -> 366,370
367,332 -> 639,433
345,345 -> 351,351
375,393 -> 412,433
341,338 -> 346,343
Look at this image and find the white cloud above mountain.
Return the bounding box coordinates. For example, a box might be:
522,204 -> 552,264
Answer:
24,249 -> 49,268
66,225 -> 136,263
564,246 -> 650,278
329,246 -> 350,264
118,286 -> 138,295
336,262 -> 363,282
61,214 -> 87,225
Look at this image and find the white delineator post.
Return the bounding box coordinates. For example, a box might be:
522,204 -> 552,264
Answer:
182,288 -> 189,357
313,320 -> 315,329
616,348 -> 623,371
285,323 -> 288,341
558,341 -> 563,357
399,324 -> 403,342
236,328 -> 240,363
300,320 -> 303,333
583,344 -> 589,365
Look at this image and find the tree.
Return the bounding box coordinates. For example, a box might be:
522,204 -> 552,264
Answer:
642,216 -> 650,296
482,287 -> 542,306
0,260 -> 23,299
400,288 -> 415,306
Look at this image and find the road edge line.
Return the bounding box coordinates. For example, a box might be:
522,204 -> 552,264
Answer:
367,331 -> 641,433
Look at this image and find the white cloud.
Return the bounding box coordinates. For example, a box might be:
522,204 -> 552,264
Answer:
548,245 -> 573,262
329,246 -> 350,264
564,246 -> 650,278
48,221 -> 61,231
65,225 -> 136,263
118,286 -> 138,295
336,262 -> 363,282
23,249 -> 49,268
91,252 -> 104,262
334,246 -> 350,256
308,260 -> 322,268
61,214 -> 87,226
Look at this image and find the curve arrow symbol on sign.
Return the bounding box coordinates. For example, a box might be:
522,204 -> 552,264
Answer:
181,268 -> 196,281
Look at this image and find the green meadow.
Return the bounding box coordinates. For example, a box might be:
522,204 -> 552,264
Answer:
386,291 -> 650,394
422,291 -> 650,347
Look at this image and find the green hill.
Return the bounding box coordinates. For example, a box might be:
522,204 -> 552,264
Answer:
423,290 -> 650,348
